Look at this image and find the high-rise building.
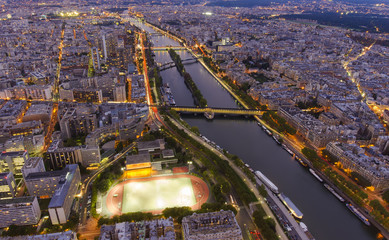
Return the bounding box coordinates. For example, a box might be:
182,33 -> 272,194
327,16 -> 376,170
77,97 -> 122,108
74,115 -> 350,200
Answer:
46,140 -> 101,169
4,136 -> 25,152
0,196 -> 41,228
73,89 -> 103,103
48,164 -> 81,225
91,48 -> 96,70
0,150 -> 29,178
59,107 -> 97,139
0,172 -> 16,199
113,83 -> 126,102
0,100 -> 27,126
94,47 -> 101,70
21,157 -> 45,179
25,164 -> 76,198
102,34 -> 107,62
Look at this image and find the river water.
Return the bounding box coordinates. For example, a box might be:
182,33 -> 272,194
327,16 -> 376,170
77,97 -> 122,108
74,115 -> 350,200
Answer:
132,19 -> 379,240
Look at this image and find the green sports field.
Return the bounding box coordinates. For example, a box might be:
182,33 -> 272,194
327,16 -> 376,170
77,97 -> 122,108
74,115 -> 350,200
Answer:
122,177 -> 196,213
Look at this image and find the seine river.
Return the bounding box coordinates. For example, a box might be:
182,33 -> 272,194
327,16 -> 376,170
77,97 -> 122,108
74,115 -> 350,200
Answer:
132,19 -> 379,240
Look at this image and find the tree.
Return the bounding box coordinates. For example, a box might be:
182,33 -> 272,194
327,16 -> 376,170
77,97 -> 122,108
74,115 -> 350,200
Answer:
350,171 -> 371,188
54,122 -> 61,131
169,109 -> 180,120
2,225 -> 36,237
322,149 -> 338,164
78,163 -> 89,175
370,200 -> 389,218
96,179 -> 110,193
115,141 -> 123,153
260,105 -> 268,111
199,98 -> 207,107
265,217 -> 276,231
190,126 -> 200,135
162,207 -> 193,223
241,82 -> 251,91
383,189 -> 389,203
302,147 -> 326,170
252,207 -> 278,240
220,182 -> 231,195
63,212 -> 79,230
199,202 -> 237,215
64,138 -> 77,147
212,184 -> 225,203
258,184 -> 268,198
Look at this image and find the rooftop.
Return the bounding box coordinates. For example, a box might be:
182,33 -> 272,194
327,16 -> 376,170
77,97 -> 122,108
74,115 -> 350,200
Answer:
0,196 -> 36,206
23,157 -> 44,170
137,139 -> 165,151
24,103 -> 52,116
126,153 -> 151,165
0,172 -> 11,179
25,167 -> 66,181
48,164 -> 79,209
182,210 -> 241,237
0,150 -> 28,158
26,230 -> 77,240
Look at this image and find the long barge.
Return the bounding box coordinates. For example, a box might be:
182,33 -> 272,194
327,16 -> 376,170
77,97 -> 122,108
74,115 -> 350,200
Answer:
309,168 -> 323,183
346,203 -> 370,226
255,170 -> 279,194
278,193 -> 303,219
295,156 -> 308,167
282,144 -> 294,156
324,183 -> 345,202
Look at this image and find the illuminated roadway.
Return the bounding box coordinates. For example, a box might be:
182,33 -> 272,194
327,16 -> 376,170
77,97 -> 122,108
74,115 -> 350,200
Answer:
43,24 -> 65,151
78,143 -> 135,226
170,106 -> 265,116
149,46 -> 186,51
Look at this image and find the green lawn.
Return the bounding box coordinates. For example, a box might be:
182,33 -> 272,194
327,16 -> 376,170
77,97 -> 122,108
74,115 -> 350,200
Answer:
122,177 -> 196,213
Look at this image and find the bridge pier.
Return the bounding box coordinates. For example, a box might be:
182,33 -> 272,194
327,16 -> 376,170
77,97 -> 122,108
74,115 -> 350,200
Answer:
204,112 -> 214,120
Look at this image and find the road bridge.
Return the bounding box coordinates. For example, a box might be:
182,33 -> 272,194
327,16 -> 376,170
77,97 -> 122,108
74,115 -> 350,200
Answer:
150,46 -> 187,51
158,58 -> 200,71
168,106 -> 265,119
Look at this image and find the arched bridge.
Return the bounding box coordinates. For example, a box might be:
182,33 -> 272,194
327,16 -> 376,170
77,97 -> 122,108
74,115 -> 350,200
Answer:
158,58 -> 200,71
168,106 -> 266,119
150,46 -> 187,51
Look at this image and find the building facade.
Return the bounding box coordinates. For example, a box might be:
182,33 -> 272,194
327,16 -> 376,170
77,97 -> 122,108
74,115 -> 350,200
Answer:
27,230 -> 78,240
0,196 -> 41,228
25,168 -> 67,198
0,172 -> 16,199
48,164 -> 81,225
0,150 -> 29,178
182,210 -> 242,240
326,142 -> 389,191
46,141 -> 100,169
21,157 -> 45,179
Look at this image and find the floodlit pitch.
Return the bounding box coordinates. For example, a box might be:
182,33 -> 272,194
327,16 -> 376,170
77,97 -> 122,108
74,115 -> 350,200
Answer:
121,177 -> 196,213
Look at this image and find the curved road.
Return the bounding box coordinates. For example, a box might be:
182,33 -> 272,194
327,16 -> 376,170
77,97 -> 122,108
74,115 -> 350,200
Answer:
78,143 -> 135,227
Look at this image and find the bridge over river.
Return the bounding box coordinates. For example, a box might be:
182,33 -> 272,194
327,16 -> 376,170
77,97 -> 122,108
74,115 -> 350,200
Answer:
156,105 -> 266,119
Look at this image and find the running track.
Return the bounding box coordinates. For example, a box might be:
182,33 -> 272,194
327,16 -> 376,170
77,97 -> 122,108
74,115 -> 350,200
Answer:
105,174 -> 209,216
